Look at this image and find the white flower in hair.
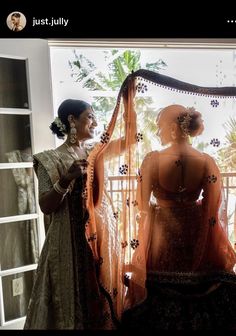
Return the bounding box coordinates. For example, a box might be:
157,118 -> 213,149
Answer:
177,107 -> 195,136
54,117 -> 67,134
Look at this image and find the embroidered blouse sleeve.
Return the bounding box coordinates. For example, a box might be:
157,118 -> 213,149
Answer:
34,160 -> 52,197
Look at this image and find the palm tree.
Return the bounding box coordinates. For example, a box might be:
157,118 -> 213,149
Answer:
190,138 -> 209,152
217,117 -> 236,173
69,49 -> 167,154
217,117 -> 236,226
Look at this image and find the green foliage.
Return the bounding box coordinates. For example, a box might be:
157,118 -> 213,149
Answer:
217,117 -> 236,172
146,59 -> 167,71
224,117 -> 236,144
68,50 -> 96,82
69,49 -> 167,151
195,141 -> 209,152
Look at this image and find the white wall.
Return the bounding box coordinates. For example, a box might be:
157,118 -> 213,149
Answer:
0,38 -> 54,329
0,38 -> 55,153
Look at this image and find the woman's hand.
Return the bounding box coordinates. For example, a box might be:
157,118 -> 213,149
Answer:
66,159 -> 88,181
59,159 -> 89,189
39,159 -> 89,215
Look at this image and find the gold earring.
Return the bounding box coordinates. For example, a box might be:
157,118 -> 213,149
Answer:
69,122 -> 77,144
68,116 -> 77,144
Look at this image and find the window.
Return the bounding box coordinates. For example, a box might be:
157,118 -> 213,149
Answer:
49,43 -> 236,247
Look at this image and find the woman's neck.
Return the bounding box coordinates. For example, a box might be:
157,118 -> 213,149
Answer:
171,138 -> 191,145
65,139 -> 85,149
63,141 -> 88,160
169,139 -> 192,150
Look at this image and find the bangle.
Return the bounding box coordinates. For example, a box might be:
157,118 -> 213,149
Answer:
53,180 -> 69,196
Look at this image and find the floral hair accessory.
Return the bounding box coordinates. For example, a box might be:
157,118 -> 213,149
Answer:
54,117 -> 67,134
177,107 -> 195,136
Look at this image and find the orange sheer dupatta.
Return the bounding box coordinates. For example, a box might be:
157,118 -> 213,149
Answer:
198,154 -> 236,271
85,70 -> 236,317
85,74 -> 138,318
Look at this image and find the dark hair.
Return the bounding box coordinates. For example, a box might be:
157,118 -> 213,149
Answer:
49,99 -> 91,139
11,13 -> 21,18
178,110 -> 203,137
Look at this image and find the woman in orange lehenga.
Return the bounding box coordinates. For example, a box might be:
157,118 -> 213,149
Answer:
121,104 -> 236,330
85,70 -> 236,330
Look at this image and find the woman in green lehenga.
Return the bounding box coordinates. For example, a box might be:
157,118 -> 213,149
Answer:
24,98 -> 133,329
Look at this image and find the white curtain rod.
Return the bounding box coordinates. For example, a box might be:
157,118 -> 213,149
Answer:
48,39 -> 236,49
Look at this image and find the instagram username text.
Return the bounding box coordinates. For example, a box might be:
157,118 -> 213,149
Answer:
33,17 -> 69,27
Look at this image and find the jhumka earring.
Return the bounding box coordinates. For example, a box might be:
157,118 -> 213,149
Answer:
69,117 -> 77,144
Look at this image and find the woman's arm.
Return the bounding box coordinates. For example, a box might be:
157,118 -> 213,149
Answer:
201,153 -> 222,219
137,152 -> 154,213
39,174 -> 70,215
38,160 -> 88,215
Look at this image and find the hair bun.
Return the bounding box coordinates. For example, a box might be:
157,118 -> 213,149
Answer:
49,121 -> 65,139
178,107 -> 203,138
187,109 -> 203,137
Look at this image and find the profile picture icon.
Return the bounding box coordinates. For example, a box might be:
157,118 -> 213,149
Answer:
6,11 -> 27,32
